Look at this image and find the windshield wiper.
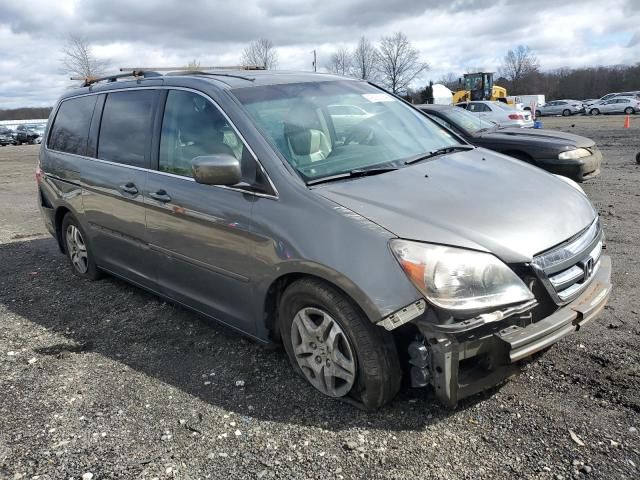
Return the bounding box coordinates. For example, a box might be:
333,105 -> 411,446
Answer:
307,166 -> 398,186
404,145 -> 475,165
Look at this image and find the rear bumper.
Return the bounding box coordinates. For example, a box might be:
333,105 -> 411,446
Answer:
416,255 -> 612,406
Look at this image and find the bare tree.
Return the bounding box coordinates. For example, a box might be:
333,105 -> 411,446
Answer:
437,72 -> 461,90
241,38 -> 279,69
326,47 -> 352,76
499,45 -> 540,93
350,36 -> 379,81
61,35 -> 108,78
377,32 -> 428,94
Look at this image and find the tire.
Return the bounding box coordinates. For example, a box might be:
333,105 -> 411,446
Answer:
624,107 -> 634,115
279,278 -> 401,410
562,109 -> 571,116
61,213 -> 102,280
535,110 -> 542,118
590,108 -> 600,115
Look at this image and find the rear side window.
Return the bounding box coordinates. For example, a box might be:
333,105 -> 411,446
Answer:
48,96 -> 97,156
98,90 -> 156,167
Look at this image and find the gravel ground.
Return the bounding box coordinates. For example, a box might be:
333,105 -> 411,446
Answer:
0,115 -> 639,479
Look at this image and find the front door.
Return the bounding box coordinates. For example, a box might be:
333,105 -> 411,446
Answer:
145,89 -> 270,334
82,90 -> 160,289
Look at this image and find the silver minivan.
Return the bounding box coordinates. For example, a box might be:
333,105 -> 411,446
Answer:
37,70 -> 612,408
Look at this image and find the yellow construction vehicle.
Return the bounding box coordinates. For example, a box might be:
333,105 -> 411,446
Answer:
452,72 -> 509,104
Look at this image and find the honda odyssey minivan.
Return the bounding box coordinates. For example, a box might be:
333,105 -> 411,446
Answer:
38,69 -> 612,409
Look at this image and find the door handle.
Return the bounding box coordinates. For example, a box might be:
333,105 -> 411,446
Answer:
149,190 -> 172,203
119,182 -> 138,195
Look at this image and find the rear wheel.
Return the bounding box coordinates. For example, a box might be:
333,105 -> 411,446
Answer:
624,107 -> 634,115
61,213 -> 102,280
279,278 -> 401,409
590,108 -> 600,115
562,109 -> 571,116
535,110 -> 542,118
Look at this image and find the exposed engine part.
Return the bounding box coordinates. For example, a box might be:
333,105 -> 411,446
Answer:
408,338 -> 431,388
410,366 -> 431,388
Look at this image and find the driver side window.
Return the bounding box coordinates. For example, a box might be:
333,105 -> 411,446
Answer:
159,90 -> 261,188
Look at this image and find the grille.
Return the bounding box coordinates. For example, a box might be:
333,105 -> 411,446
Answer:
531,219 -> 603,304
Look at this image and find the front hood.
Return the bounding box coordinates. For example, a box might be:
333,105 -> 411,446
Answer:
316,149 -> 597,263
480,128 -> 595,148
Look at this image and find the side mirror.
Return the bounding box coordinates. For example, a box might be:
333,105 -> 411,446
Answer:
192,154 -> 241,186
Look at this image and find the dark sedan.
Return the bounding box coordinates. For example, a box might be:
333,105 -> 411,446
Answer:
0,127 -> 17,146
418,104 -> 601,182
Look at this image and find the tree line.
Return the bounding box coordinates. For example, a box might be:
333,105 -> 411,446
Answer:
0,108 -> 53,121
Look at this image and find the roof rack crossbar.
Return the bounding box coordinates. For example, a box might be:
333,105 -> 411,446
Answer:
71,70 -> 161,87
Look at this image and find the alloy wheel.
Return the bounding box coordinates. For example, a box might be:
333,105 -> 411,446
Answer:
65,224 -> 89,274
290,307 -> 356,397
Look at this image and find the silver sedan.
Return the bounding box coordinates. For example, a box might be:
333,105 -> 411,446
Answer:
456,101 -> 534,128
588,96 -> 640,115
535,100 -> 583,117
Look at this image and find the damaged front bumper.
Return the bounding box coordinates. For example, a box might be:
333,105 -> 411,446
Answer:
414,255 -> 612,406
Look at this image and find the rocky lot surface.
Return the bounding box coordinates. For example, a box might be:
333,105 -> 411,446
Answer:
0,115 -> 638,479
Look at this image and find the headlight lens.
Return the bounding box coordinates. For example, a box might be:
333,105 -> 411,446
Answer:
558,148 -> 591,160
390,240 -> 534,313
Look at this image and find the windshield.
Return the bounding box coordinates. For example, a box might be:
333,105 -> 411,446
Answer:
232,80 -> 460,182
438,107 -> 496,134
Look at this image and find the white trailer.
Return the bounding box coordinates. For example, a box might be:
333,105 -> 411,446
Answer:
509,95 -> 546,111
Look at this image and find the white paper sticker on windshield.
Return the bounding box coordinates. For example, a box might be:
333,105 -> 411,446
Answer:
362,93 -> 395,103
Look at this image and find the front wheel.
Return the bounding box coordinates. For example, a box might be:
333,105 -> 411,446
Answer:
590,108 -> 600,115
535,110 -> 542,118
61,213 -> 102,280
279,278 -> 401,409
562,109 -> 571,116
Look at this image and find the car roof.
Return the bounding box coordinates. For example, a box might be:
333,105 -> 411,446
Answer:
59,70 -> 355,101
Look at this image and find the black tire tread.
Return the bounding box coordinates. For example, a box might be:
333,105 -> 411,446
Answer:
279,277 -> 401,410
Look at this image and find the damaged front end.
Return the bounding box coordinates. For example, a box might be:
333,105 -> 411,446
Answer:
381,219 -> 612,406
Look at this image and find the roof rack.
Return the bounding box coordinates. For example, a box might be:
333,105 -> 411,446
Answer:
119,65 -> 266,72
71,70 -> 161,87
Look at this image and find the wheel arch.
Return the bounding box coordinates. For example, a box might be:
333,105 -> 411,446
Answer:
54,206 -> 72,253
259,265 -> 386,343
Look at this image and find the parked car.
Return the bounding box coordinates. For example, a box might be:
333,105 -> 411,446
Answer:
418,104 -> 601,181
14,124 -> 41,144
38,70 -> 611,408
585,91 -> 640,107
0,127 -> 17,146
588,97 -> 640,115
456,100 -> 534,127
31,124 -> 46,144
535,100 -> 583,117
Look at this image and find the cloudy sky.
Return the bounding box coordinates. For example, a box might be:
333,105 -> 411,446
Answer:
1,0 -> 639,109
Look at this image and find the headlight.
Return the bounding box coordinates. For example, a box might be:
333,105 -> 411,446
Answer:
558,148 -> 591,160
553,174 -> 585,194
390,240 -> 534,314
